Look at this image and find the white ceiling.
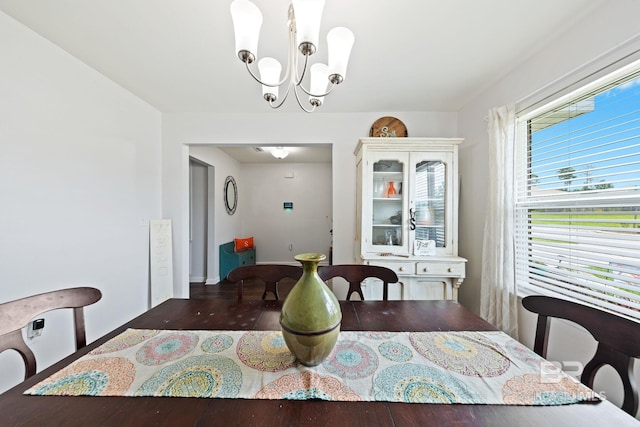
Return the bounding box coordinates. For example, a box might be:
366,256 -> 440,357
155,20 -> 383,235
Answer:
0,0 -> 603,162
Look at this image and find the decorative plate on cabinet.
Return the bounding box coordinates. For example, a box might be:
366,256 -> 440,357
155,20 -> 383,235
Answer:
369,117 -> 408,138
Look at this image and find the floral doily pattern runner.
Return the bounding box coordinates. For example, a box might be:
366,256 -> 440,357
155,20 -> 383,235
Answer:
25,329 -> 599,405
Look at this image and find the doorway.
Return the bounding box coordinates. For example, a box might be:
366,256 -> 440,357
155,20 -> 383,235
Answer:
189,157 -> 215,283
186,144 -> 332,290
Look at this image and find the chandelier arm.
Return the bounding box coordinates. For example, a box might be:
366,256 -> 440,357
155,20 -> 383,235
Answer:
293,53 -> 310,86
296,81 -> 337,98
292,44 -> 336,98
267,81 -> 294,109
292,85 -> 317,113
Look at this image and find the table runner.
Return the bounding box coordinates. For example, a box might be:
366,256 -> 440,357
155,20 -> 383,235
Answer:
25,329 -> 599,405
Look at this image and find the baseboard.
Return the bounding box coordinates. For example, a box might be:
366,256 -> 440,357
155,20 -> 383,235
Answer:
190,276 -> 206,283
205,277 -> 220,285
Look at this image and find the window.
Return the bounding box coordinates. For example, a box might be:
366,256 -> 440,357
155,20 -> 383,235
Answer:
515,64 -> 640,321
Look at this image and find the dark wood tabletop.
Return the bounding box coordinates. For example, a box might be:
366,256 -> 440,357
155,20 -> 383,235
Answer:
1,299 -> 637,426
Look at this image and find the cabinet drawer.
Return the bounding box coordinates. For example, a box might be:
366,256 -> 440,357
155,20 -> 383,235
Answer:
416,262 -> 464,277
369,261 -> 415,275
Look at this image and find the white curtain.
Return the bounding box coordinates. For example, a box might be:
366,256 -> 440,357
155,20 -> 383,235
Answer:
480,104 -> 518,339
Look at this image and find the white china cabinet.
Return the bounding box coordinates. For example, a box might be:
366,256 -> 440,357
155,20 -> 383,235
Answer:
354,138 -> 466,300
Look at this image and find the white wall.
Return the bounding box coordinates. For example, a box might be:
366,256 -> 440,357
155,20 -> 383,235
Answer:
457,1 -> 640,417
241,162 -> 332,263
162,112 -> 459,297
0,12 -> 161,393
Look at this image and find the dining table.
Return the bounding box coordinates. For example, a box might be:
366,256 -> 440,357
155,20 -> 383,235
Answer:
1,298 -> 638,426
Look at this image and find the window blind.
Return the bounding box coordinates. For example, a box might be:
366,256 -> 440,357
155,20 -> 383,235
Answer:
515,67 -> 640,321
415,161 -> 446,246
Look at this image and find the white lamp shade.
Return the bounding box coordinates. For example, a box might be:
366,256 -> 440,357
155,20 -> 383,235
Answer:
310,63 -> 329,104
291,0 -> 325,52
230,0 -> 263,58
258,57 -> 282,99
327,27 -> 354,80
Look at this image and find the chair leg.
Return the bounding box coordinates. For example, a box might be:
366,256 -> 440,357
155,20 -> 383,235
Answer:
72,307 -> 87,349
237,281 -> 243,301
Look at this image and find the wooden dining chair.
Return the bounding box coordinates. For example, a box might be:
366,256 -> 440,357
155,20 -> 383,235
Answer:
227,264 -> 303,300
0,287 -> 102,380
318,264 -> 398,301
522,295 -> 640,416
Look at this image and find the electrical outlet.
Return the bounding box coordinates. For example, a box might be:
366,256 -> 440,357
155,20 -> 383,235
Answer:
27,318 -> 45,340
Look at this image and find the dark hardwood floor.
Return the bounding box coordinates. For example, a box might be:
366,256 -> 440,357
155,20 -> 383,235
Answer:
190,278 -> 297,300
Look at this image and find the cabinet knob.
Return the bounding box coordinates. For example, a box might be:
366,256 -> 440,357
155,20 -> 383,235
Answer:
399,267 -> 405,272
423,267 -> 429,272
448,267 -> 454,272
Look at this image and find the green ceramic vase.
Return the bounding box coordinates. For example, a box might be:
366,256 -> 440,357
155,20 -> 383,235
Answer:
280,253 -> 342,366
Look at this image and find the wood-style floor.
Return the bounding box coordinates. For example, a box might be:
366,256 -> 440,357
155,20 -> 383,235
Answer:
189,278 -> 297,300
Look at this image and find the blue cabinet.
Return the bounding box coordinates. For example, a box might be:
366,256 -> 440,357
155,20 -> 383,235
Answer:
219,242 -> 256,281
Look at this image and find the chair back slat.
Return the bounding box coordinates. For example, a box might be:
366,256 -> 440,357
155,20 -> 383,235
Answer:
228,265 -> 303,300
318,264 -> 398,301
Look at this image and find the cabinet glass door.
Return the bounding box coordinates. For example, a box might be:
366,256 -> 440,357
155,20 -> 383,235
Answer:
369,155 -> 406,250
414,159 -> 447,248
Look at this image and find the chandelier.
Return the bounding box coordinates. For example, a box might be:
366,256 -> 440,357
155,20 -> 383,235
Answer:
230,0 -> 355,112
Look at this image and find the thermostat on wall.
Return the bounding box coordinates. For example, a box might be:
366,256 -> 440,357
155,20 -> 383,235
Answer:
284,202 -> 293,211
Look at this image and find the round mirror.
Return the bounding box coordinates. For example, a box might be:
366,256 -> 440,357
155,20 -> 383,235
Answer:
224,176 -> 237,215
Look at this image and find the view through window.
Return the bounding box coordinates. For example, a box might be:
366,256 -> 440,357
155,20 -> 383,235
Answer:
515,64 -> 640,320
